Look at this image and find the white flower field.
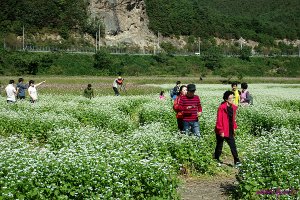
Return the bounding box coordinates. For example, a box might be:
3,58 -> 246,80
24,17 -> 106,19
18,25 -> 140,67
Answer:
0,83 -> 299,199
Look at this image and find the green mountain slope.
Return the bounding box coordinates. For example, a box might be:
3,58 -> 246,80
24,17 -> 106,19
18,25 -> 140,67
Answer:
0,0 -> 299,45
145,0 -> 300,43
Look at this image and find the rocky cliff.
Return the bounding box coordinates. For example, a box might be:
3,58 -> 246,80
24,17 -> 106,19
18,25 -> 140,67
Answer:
87,0 -> 300,51
88,0 -> 159,50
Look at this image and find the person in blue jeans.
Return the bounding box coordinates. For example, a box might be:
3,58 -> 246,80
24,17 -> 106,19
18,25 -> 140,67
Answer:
178,84 -> 202,137
171,81 -> 181,100
16,78 -> 28,100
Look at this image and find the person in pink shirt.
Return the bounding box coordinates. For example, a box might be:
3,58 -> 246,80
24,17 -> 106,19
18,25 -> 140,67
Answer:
240,82 -> 251,105
159,91 -> 165,100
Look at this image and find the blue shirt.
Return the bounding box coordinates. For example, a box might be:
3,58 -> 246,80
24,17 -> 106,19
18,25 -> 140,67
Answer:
16,83 -> 28,97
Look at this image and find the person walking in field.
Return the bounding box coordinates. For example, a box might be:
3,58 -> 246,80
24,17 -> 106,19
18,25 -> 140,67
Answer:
5,80 -> 17,103
16,78 -> 28,100
173,85 -> 187,132
178,84 -> 202,137
84,84 -> 94,99
170,81 -> 181,100
214,91 -> 241,167
112,76 -> 124,96
28,80 -> 46,103
231,82 -> 240,106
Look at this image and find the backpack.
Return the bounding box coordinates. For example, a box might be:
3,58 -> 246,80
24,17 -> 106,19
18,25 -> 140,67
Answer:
170,88 -> 174,98
170,86 -> 178,98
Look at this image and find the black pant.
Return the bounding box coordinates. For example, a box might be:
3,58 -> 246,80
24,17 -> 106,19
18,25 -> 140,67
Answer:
177,118 -> 184,132
113,87 -> 119,96
214,133 -> 240,164
18,96 -> 25,100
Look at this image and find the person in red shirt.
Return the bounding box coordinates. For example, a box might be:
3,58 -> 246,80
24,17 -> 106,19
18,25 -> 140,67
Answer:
112,76 -> 124,96
179,84 -> 202,137
214,91 -> 241,167
173,85 -> 187,131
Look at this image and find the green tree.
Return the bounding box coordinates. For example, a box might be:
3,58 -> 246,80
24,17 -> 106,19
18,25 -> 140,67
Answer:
202,46 -> 223,70
93,49 -> 113,70
160,42 -> 177,54
239,46 -> 252,61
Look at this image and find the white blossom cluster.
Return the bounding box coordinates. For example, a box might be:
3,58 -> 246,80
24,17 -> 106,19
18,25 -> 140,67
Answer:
0,84 -> 299,199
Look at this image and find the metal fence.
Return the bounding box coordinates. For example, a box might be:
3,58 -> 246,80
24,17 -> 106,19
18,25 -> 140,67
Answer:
3,44 -> 300,57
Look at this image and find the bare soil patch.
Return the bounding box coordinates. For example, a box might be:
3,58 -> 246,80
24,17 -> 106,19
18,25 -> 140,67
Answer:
179,159 -> 239,200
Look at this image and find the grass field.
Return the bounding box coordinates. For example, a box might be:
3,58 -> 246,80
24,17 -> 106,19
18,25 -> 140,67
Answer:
1,76 -> 300,96
0,76 -> 299,199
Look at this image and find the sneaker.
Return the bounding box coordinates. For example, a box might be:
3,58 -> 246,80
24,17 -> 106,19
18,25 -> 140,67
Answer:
215,159 -> 223,167
235,162 -> 242,168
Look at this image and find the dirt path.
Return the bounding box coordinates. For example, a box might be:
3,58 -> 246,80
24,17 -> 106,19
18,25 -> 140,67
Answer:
178,163 -> 239,200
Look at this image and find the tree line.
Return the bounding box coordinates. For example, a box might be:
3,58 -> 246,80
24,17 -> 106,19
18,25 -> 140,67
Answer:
1,0 -> 299,44
145,0 -> 300,45
0,0 -> 90,37
0,47 -> 299,78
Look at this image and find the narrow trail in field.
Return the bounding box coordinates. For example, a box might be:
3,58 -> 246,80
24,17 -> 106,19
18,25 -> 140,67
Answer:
178,162 -> 238,200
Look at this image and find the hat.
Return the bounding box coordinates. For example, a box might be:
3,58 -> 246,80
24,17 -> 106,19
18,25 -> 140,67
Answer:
187,84 -> 196,92
118,76 -> 122,80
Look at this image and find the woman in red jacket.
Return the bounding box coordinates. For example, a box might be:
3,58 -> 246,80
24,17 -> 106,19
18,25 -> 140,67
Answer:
214,91 -> 241,167
173,85 -> 187,131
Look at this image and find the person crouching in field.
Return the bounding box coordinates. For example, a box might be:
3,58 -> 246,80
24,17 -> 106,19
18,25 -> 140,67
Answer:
178,84 -> 202,137
173,85 -> 187,132
28,80 -> 46,103
112,76 -> 124,96
159,91 -> 166,100
84,84 -> 94,99
240,82 -> 252,106
214,91 -> 241,167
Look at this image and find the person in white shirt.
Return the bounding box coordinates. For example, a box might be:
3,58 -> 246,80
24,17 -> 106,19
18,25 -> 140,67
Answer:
28,80 -> 46,103
5,80 -> 17,103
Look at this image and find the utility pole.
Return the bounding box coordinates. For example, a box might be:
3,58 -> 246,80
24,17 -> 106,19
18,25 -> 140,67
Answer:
198,37 -> 201,56
239,37 -> 245,50
95,32 -> 98,51
157,31 -> 160,53
298,44 -> 300,57
23,25 -> 25,50
98,23 -> 101,50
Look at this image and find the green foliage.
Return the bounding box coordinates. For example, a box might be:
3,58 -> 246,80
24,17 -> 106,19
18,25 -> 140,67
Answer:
160,42 -> 177,54
0,84 -> 299,198
239,46 -> 252,61
219,65 -> 245,82
93,49 -> 113,71
0,50 -> 299,77
1,0 -> 299,47
236,128 -> 300,199
238,105 -> 300,136
0,0 -> 88,34
202,46 -> 223,70
145,0 -> 300,43
0,51 -> 57,75
152,53 -> 170,64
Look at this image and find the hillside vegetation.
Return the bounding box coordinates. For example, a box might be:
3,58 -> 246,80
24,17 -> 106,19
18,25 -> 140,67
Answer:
145,0 -> 300,44
0,49 -> 299,78
0,0 -> 299,45
0,0 -> 90,37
